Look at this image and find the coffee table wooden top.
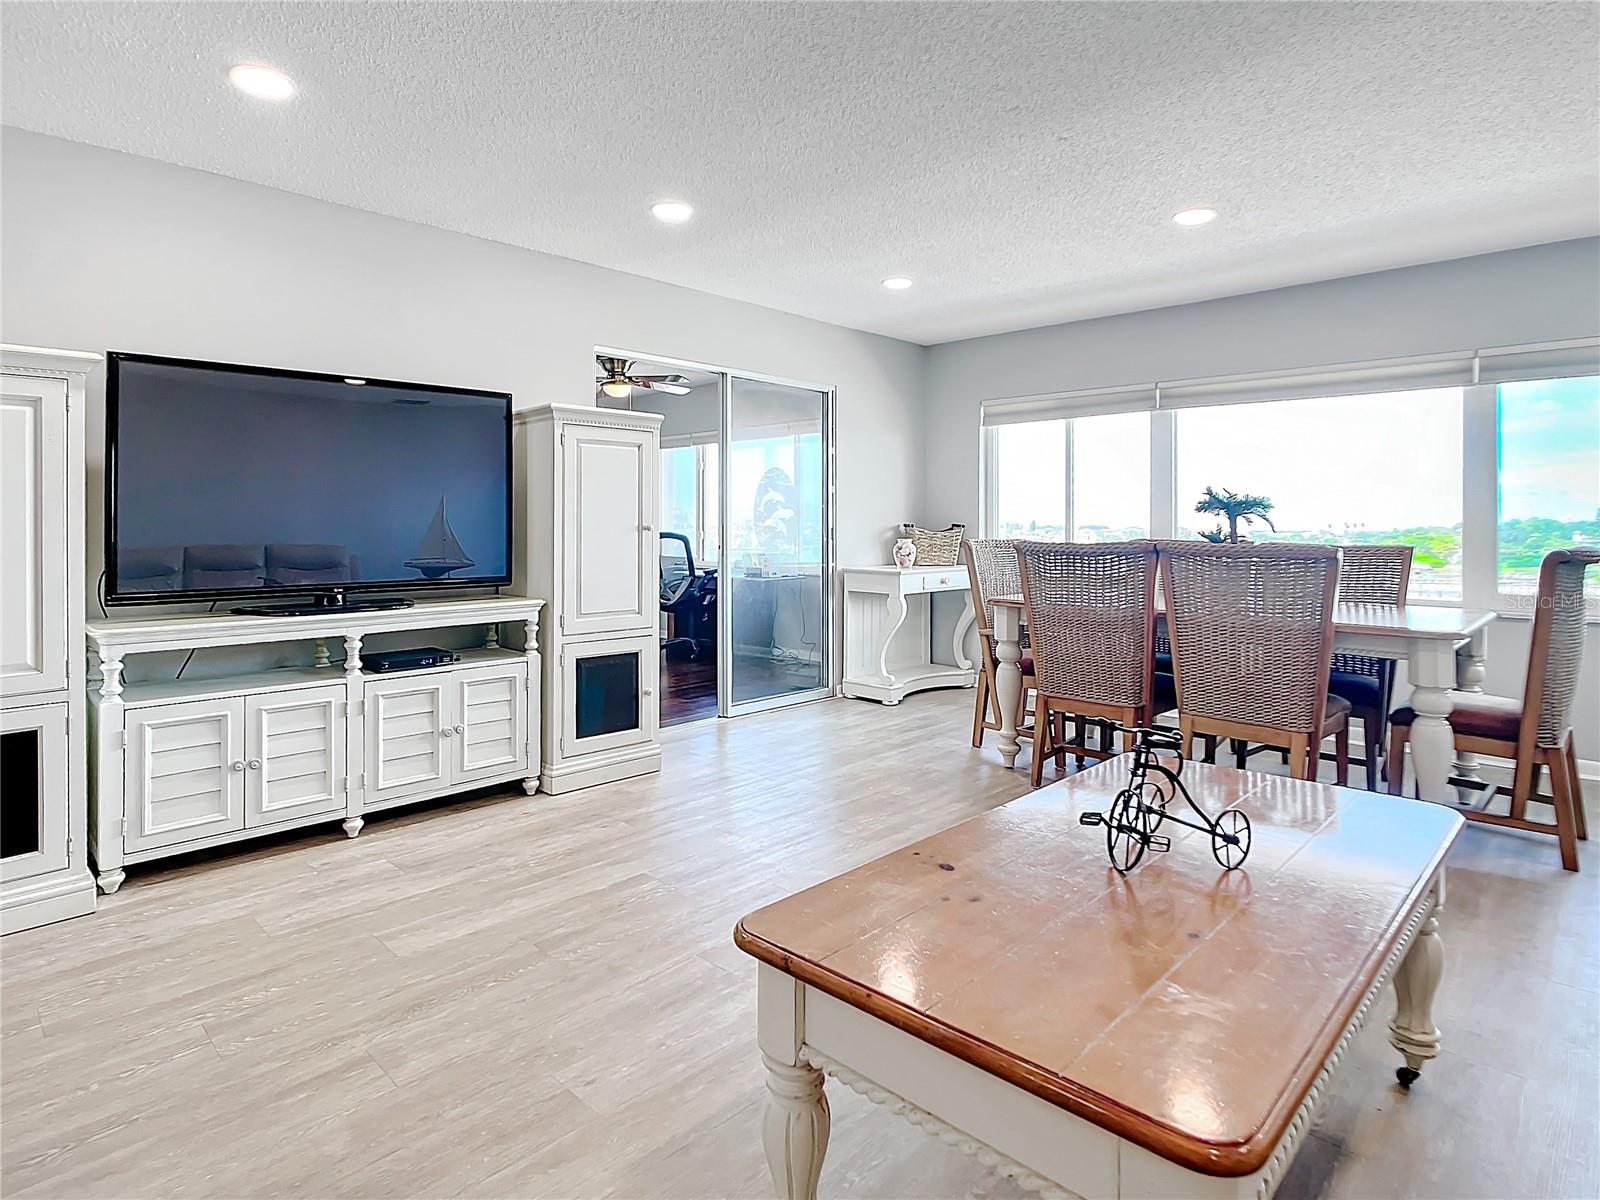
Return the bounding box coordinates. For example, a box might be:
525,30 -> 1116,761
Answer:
735,761 -> 1462,1176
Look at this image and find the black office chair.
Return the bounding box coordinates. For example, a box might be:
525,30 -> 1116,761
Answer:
660,532 -> 717,662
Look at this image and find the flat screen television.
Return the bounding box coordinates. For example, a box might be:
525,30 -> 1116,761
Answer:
106,352 -> 512,609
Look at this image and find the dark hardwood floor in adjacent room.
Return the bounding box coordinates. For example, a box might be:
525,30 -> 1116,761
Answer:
660,654 -> 718,726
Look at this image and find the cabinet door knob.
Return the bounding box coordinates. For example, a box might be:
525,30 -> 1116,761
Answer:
441,727 -> 454,738
642,687 -> 654,696
248,759 -> 261,770
454,724 -> 465,734
232,761 -> 246,772
643,524 -> 655,533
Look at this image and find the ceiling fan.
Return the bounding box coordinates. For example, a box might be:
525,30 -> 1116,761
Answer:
595,355 -> 692,399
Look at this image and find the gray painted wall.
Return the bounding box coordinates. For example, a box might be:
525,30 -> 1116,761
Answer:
1,128 -> 924,589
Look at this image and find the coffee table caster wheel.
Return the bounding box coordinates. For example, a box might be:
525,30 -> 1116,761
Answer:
1396,1066 -> 1420,1088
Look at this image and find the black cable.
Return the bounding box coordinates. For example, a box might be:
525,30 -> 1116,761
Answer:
173,602 -> 220,679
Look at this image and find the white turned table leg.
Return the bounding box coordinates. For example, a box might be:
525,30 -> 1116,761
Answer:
763,1054 -> 830,1199
1391,879 -> 1445,1087
1452,634 -> 1488,791
1407,639 -> 1459,804
992,603 -> 1023,769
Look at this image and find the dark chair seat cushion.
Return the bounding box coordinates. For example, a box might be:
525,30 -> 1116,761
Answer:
1323,693 -> 1353,721
1155,651 -> 1173,675
1390,694 -> 1522,741
1154,671 -> 1176,713
1329,670 -> 1383,714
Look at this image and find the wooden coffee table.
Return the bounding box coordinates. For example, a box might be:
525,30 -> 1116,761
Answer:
735,760 -> 1462,1199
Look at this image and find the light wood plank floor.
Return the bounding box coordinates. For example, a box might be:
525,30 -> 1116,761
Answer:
3,691 -> 1596,1199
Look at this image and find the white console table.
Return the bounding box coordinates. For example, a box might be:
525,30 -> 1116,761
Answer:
841,566 -> 976,705
86,595 -> 542,893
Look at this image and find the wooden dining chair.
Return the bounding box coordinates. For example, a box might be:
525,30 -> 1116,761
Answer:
1331,544 -> 1414,789
1160,541 -> 1350,783
962,539 -> 1037,751
1016,540 -> 1167,788
1387,548 -> 1598,871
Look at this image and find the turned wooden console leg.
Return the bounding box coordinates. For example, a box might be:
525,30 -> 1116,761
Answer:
96,868 -> 126,895
1390,879 -> 1445,1087
341,817 -> 364,838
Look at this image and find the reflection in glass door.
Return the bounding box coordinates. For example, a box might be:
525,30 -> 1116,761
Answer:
719,375 -> 832,714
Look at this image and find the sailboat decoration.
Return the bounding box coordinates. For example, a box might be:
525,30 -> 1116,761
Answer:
404,495 -> 476,579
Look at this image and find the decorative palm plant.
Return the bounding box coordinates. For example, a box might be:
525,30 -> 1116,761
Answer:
1195,486 -> 1276,544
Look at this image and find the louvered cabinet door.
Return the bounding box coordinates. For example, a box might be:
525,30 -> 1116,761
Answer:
124,698 -> 246,854
364,675 -> 448,804
451,662 -> 528,784
244,685 -> 346,828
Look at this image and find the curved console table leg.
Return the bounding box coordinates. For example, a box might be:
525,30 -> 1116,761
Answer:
952,594 -> 976,673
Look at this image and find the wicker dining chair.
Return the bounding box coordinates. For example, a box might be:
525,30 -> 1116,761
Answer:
1016,540 -> 1168,788
1330,544 -> 1415,789
1387,548 -> 1598,871
1159,541 -> 1349,783
962,539 -> 1037,751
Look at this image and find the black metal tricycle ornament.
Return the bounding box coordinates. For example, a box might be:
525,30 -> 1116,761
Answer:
1078,727 -> 1253,873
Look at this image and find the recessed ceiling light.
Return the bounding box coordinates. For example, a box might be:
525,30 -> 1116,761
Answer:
881,277 -> 914,290
1172,207 -> 1219,227
229,63 -> 296,102
651,201 -> 694,225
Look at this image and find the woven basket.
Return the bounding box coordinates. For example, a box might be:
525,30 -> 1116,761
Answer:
901,523 -> 965,567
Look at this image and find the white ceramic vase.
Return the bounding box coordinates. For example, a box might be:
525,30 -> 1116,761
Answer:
892,537 -> 917,569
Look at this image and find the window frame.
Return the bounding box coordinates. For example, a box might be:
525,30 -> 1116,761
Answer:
982,377 -> 1597,620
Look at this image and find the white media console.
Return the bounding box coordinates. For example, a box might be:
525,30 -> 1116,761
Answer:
86,594 -> 542,893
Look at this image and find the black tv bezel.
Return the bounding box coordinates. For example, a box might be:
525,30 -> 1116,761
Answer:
104,351 -> 515,607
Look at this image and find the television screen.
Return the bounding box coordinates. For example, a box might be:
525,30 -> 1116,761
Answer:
106,353 -> 512,603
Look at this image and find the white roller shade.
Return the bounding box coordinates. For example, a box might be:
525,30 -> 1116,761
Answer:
1477,338 -> 1600,385
1155,351 -> 1476,410
980,383 -> 1157,427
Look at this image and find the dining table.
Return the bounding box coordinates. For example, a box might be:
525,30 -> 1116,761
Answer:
988,598 -> 1496,804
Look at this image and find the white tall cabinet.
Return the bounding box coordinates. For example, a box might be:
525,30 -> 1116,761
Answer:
517,403 -> 663,793
1,345 -> 98,934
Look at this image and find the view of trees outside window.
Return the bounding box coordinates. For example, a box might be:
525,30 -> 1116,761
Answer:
1175,389 -> 1464,599
1497,376 -> 1599,600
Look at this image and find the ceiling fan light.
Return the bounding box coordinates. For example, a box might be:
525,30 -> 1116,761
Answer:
600,380 -> 633,399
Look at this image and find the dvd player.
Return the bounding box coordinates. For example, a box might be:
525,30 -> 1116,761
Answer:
360,647 -> 459,673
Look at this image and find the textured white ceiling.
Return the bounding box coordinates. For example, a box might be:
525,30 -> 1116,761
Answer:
4,2 -> 1597,345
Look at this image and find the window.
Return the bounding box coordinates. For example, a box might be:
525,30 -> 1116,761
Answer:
659,441 -> 720,566
1174,389 -> 1464,600
1496,376 -> 1600,601
990,420 -> 1065,540
988,413 -> 1149,542
1072,411 -> 1150,540
980,345 -> 1599,615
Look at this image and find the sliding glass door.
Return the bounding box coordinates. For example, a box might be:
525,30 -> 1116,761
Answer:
719,375 -> 832,715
